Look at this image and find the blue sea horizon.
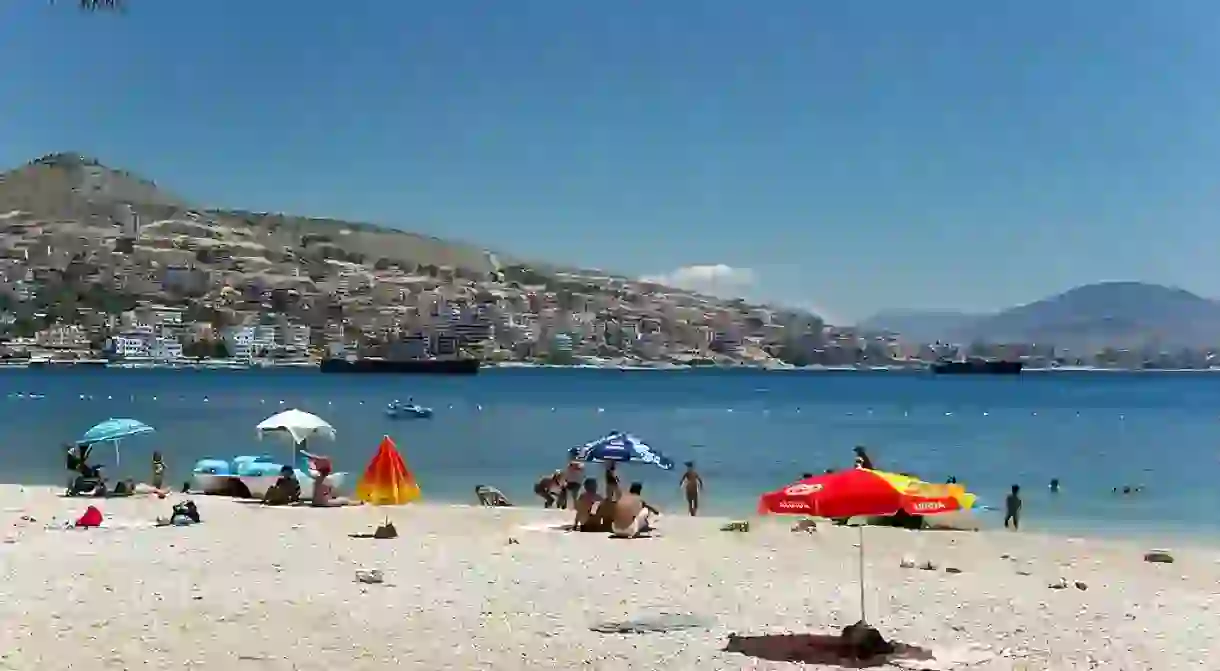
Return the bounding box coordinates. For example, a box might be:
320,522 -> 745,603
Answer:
3,367 -> 1216,543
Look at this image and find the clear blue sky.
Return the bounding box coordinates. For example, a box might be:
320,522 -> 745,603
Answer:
2,1 -> 1219,322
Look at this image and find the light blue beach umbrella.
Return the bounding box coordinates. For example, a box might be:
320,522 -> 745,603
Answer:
575,431 -> 675,470
77,418 -> 155,466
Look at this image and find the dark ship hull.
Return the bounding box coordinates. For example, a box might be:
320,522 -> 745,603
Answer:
931,360 -> 1023,375
319,357 -> 481,375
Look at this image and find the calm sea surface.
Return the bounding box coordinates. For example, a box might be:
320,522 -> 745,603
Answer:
2,368 -> 1217,540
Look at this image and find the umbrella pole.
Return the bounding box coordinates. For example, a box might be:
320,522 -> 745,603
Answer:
858,524 -> 867,623
114,439 -> 121,468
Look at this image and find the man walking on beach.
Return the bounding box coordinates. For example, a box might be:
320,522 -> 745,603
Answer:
679,461 -> 704,516
1004,484 -> 1022,530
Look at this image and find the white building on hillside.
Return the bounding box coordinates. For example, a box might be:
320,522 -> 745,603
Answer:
109,333 -> 149,358
150,337 -> 184,361
223,326 -> 255,360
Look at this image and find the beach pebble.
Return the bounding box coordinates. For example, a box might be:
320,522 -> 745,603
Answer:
1144,550 -> 1174,564
945,567 -> 963,574
1075,581 -> 1089,591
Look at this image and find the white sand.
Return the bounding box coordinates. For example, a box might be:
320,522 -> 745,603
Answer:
0,486 -> 1216,670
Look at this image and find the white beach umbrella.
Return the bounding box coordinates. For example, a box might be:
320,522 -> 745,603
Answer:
256,409 -> 336,446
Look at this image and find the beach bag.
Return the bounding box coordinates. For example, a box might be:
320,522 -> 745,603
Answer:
75,505 -> 103,528
172,501 -> 201,523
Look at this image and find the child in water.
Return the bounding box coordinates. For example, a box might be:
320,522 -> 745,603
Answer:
151,451 -> 166,490
1004,484 -> 1022,530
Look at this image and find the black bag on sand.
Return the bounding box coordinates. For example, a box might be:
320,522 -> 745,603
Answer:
841,621 -> 894,659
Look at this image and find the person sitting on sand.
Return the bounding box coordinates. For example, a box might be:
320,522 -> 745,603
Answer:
264,465 -> 301,506
311,459 -> 361,508
573,478 -> 604,531
475,484 -> 512,507
611,482 -> 660,538
110,478 -> 135,497
534,471 -> 562,508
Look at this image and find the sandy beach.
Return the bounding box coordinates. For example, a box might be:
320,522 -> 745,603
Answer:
0,486 -> 1215,670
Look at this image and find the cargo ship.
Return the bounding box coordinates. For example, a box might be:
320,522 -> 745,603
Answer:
319,356 -> 481,375
931,358 -> 1023,375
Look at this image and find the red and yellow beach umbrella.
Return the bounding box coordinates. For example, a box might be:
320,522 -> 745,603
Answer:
758,468 -> 973,518
355,435 -> 421,505
758,468 -> 977,627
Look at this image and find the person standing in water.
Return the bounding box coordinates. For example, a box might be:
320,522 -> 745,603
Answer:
1049,478 -> 1060,494
679,461 -> 704,516
852,446 -> 875,470
1004,484 -> 1022,530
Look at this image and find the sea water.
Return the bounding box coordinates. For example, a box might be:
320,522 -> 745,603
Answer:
3,368 -> 1218,540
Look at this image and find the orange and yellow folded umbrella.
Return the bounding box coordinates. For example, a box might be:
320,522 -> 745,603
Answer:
355,435 -> 421,505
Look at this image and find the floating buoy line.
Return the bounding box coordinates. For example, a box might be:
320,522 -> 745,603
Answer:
0,392 -> 1175,421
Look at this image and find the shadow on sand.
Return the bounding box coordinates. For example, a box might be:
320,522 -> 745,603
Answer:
724,633 -> 933,668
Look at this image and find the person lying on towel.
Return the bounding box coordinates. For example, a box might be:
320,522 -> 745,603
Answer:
611,482 -> 660,538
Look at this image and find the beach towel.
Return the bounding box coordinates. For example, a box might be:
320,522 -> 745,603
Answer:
75,505 -> 103,528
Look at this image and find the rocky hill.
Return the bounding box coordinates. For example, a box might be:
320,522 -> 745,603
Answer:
0,152 -> 498,274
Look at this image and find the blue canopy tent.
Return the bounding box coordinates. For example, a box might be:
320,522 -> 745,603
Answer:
574,431 -> 674,470
77,418 -> 154,467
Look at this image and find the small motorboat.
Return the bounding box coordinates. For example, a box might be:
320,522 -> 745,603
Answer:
385,401 -> 433,419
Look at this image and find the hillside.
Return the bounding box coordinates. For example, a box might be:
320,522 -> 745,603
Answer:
959,282 -> 1220,350
855,309 -> 980,343
0,152 -> 498,274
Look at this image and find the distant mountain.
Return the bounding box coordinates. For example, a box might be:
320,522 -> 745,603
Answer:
959,282 -> 1220,351
855,309 -> 981,343
860,282 -> 1220,350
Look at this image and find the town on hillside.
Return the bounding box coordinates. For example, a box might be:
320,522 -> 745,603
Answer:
0,154 -> 1216,371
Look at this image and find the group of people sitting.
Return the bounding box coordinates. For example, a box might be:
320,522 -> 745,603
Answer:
477,466 -> 659,537
262,456 -> 360,507
64,443 -> 145,497
569,478 -> 659,538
